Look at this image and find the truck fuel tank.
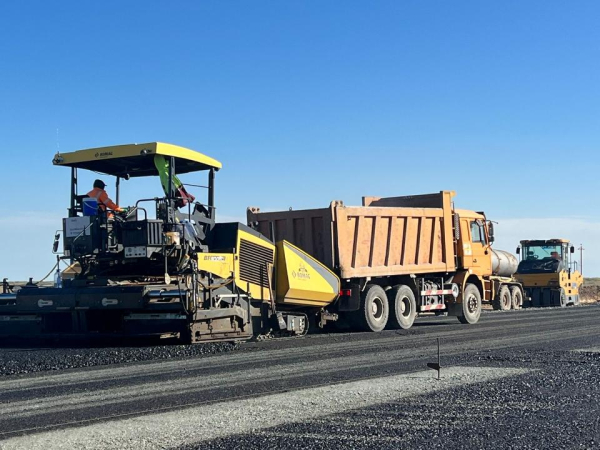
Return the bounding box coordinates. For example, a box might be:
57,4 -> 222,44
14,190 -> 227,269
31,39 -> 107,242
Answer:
491,249 -> 518,277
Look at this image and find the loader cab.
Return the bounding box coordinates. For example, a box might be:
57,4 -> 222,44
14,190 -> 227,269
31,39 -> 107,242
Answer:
52,142 -> 222,280
516,239 -> 573,274
456,210 -> 493,276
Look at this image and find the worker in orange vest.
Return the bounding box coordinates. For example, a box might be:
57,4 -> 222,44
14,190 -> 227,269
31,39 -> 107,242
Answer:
87,179 -> 123,213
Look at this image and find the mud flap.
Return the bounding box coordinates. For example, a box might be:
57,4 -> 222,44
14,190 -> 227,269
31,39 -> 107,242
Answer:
446,302 -> 460,317
337,284 -> 361,312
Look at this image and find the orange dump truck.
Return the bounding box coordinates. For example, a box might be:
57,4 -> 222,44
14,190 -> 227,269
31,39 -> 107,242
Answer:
248,191 -> 523,331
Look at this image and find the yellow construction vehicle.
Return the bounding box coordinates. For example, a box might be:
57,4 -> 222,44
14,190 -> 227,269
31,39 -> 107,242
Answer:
514,239 -> 582,307
0,143 -> 340,342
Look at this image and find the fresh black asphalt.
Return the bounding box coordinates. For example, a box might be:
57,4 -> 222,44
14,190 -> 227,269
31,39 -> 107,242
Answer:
0,305 -> 598,449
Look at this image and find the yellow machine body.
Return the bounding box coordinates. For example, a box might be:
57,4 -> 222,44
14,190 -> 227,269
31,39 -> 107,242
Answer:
198,227 -> 277,303
275,240 -> 340,308
197,228 -> 340,308
515,271 -> 583,296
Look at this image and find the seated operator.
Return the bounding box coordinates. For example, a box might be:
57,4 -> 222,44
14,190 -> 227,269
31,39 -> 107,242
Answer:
550,251 -> 565,272
87,179 -> 123,213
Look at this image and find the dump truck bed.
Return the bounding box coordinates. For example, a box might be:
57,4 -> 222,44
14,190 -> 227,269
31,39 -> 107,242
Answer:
248,191 -> 457,279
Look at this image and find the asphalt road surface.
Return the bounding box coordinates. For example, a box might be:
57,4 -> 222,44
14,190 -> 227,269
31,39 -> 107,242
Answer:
0,305 -> 599,449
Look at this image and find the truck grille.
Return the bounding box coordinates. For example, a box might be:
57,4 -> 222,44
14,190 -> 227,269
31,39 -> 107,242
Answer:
239,239 -> 273,289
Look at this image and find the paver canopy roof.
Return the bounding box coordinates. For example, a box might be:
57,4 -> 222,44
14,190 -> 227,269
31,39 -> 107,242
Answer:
52,142 -> 222,177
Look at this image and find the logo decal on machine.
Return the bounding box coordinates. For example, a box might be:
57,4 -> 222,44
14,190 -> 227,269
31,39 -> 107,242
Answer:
292,263 -> 311,280
204,256 -> 226,262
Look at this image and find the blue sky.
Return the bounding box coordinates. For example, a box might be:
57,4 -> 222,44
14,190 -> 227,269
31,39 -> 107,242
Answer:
0,1 -> 599,278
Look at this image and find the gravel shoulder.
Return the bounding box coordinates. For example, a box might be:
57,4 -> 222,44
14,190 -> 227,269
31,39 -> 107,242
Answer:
188,346 -> 599,450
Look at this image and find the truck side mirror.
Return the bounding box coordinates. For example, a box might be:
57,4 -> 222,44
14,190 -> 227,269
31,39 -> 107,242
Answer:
516,247 -> 520,255
570,246 -> 575,254
488,222 -> 495,244
52,233 -> 61,253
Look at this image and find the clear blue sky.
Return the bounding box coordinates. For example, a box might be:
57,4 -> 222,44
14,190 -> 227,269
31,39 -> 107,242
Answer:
0,1 -> 599,278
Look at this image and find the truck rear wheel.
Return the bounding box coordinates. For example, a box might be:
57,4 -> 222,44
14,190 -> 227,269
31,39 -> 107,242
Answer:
510,286 -> 523,310
493,285 -> 511,311
458,283 -> 481,324
386,285 -> 416,330
351,284 -> 389,332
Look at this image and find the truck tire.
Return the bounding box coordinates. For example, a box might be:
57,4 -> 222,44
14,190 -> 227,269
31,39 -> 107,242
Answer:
458,283 -> 481,324
350,284 -> 389,332
510,286 -> 523,310
493,285 -> 511,311
386,285 -> 417,330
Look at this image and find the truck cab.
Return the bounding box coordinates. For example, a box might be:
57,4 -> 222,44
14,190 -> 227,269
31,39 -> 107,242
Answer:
456,210 -> 493,277
455,210 -> 524,311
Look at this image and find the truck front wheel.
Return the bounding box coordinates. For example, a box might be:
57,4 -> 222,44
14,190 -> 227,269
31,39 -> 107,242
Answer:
351,284 -> 389,332
458,283 -> 481,324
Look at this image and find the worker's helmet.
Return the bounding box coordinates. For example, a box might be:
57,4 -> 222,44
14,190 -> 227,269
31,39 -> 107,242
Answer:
94,179 -> 106,189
